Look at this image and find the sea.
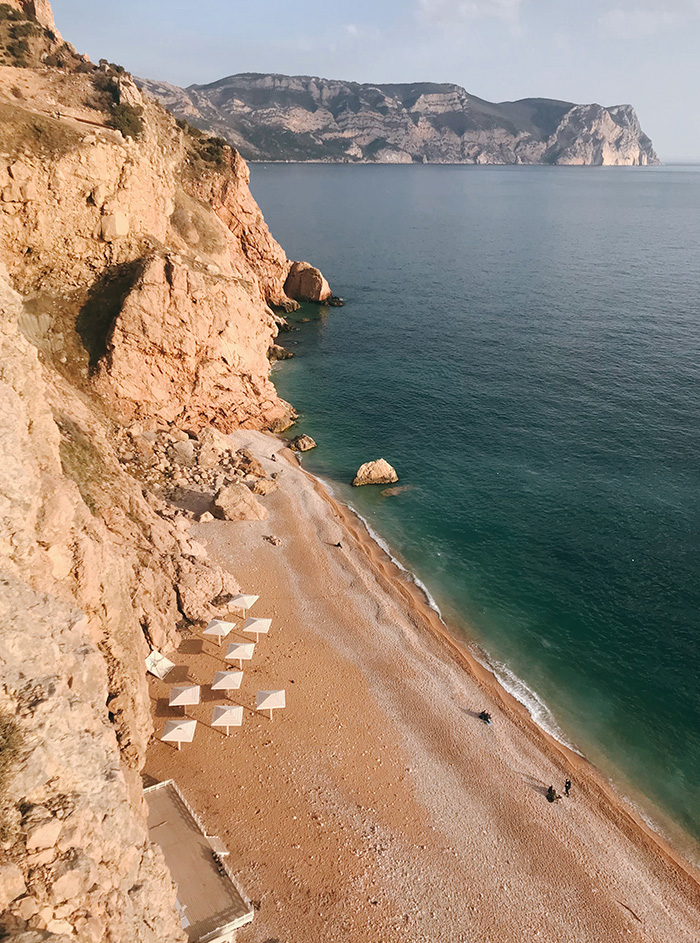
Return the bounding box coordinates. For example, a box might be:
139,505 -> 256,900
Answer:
249,163 -> 700,851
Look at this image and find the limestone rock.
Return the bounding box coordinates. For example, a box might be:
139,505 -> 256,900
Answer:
290,434 -> 316,452
268,343 -> 294,361
25,816 -> 62,851
352,459 -> 399,487
175,559 -> 237,623
116,76 -> 144,110
268,407 -> 297,434
0,864 -> 26,911
249,478 -> 278,496
236,448 -> 267,479
285,261 -> 332,304
100,211 -> 130,242
167,438 -> 196,466
5,1 -> 61,38
197,426 -> 234,468
140,72 -> 659,167
94,255 -> 291,433
212,483 -> 268,521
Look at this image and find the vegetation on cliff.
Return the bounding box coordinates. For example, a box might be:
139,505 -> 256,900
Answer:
0,3 -> 334,936
138,72 -> 660,166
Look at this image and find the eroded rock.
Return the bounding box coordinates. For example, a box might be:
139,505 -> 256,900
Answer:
249,478 -> 278,496
290,434 -> 316,452
212,483 -> 268,521
352,458 -> 399,487
284,261 -> 332,304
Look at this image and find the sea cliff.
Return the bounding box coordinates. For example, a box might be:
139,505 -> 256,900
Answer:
138,73 -> 660,166
0,3 -> 332,937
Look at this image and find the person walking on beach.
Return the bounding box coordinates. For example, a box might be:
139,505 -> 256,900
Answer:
546,785 -> 561,803
564,779 -> 571,797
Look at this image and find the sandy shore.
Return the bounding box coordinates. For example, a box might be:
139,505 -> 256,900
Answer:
144,430 -> 700,943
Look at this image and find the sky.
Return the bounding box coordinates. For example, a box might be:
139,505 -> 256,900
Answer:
53,1 -> 700,159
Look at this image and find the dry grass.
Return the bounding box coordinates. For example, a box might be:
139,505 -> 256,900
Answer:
170,189 -> 226,256
0,712 -> 21,841
0,101 -> 82,158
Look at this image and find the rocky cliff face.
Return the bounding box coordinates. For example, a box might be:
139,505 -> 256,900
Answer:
0,5 -> 334,938
138,73 -> 660,166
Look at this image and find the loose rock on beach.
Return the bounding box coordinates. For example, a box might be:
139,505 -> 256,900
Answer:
352,459 -> 399,487
212,483 -> 268,521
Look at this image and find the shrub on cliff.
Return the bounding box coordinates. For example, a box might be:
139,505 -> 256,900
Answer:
5,37 -> 26,64
197,135 -> 229,166
108,102 -> 144,140
0,4 -> 28,22
0,713 -> 21,839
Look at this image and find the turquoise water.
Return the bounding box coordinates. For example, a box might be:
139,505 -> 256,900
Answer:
250,164 -> 700,847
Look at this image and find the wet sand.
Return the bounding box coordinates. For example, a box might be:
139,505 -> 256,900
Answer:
144,430 -> 700,943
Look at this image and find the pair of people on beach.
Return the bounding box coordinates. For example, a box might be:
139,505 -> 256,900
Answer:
547,780 -> 572,802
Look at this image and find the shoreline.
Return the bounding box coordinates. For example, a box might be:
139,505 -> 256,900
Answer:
145,430 -> 700,942
286,442 -> 700,880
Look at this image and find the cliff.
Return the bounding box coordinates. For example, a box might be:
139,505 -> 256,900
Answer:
0,4 -> 334,938
137,73 -> 660,166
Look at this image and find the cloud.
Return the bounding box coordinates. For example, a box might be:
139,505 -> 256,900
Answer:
417,0 -> 522,27
599,0 -> 700,37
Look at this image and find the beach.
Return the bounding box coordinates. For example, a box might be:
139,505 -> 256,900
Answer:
144,430 -> 700,943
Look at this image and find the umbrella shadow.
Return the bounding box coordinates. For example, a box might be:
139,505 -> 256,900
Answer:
201,686 -> 229,703
152,696 -> 176,719
167,665 -> 191,683
178,638 -> 204,655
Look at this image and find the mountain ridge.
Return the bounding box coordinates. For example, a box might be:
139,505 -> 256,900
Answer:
137,71 -> 660,166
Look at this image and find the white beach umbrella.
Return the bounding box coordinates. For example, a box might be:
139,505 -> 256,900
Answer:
145,650 -> 175,681
231,593 -> 259,616
168,685 -> 201,713
202,619 -> 236,646
242,617 -> 271,643
211,670 -> 243,692
161,719 -> 197,750
211,704 -> 244,736
256,689 -> 286,721
225,642 -> 255,669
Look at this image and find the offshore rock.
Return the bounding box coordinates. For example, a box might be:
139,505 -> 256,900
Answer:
353,459 -> 399,487
268,343 -> 294,361
285,261 -> 332,304
290,434 -> 316,452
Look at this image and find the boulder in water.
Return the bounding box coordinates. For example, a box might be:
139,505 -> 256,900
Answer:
290,434 -> 316,452
352,459 -> 398,487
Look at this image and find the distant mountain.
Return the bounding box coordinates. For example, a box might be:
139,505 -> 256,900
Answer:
137,72 -> 660,166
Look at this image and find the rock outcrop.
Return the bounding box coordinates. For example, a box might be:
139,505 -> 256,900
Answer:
138,73 -> 660,166
290,434 -> 317,452
5,0 -> 61,37
352,459 -> 399,487
284,261 -> 332,303
213,483 -> 268,521
0,4 -> 335,939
